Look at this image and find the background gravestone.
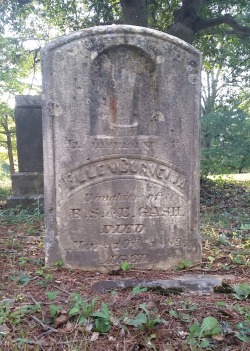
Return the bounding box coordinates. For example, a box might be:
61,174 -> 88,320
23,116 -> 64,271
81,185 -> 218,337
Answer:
7,95 -> 44,208
42,25 -> 201,271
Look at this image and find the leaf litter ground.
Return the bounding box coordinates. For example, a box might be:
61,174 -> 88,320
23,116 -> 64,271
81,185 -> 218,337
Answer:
0,178 -> 249,351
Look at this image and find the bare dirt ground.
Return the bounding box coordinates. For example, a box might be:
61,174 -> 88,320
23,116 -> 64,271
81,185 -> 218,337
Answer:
0,178 -> 249,351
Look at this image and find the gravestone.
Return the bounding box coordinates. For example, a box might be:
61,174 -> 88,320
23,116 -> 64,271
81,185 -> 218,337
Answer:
42,25 -> 201,271
7,95 -> 44,208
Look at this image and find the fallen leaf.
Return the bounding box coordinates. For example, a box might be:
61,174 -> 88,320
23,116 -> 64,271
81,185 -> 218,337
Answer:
212,333 -> 224,341
119,328 -> 126,337
110,315 -> 120,326
90,332 -> 99,341
65,321 -> 74,332
146,301 -> 158,311
0,324 -> 11,335
85,322 -> 93,332
177,330 -> 189,338
55,314 -> 68,328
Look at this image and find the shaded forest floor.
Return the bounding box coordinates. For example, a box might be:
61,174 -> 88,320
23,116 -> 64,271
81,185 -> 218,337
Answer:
0,178 -> 249,351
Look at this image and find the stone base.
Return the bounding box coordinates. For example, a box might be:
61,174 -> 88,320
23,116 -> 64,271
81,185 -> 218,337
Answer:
6,194 -> 44,209
11,172 -> 44,195
7,172 -> 44,209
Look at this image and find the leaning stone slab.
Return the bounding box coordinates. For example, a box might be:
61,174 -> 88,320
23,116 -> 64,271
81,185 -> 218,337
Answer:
92,275 -> 225,294
42,25 -> 201,271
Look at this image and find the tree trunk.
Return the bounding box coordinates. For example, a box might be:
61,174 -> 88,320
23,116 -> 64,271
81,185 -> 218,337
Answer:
238,158 -> 246,174
168,0 -> 202,43
1,116 -> 15,175
201,132 -> 211,149
6,132 -> 15,175
120,0 -> 148,27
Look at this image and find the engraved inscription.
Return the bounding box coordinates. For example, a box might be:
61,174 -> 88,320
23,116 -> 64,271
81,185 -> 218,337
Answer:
101,223 -> 144,234
140,206 -> 184,217
61,156 -> 187,199
83,192 -> 140,203
70,205 -> 185,220
91,139 -> 155,150
65,179 -> 188,269
103,254 -> 148,265
70,209 -> 81,218
72,236 -> 165,251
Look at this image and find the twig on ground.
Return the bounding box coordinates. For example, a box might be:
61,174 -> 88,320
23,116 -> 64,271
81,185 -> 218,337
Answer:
51,283 -> 70,295
27,293 -> 39,305
30,314 -> 59,333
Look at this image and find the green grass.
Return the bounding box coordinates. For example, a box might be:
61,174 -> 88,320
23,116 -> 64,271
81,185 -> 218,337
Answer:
208,173 -> 250,182
0,183 -> 11,201
0,206 -> 44,225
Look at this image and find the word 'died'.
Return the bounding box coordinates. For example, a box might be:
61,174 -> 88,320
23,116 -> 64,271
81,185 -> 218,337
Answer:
101,223 -> 144,234
62,156 -> 186,196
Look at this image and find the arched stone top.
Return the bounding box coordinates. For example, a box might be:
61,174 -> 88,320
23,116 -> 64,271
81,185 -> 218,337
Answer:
42,25 -> 200,57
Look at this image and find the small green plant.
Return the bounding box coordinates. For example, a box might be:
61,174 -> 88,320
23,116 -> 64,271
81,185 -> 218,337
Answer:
26,227 -> 36,235
45,291 -> 60,300
120,261 -> 133,271
187,316 -> 222,350
232,283 -> 250,300
214,301 -> 227,308
9,273 -> 31,286
175,259 -> 193,271
49,304 -> 62,317
230,252 -> 248,265
125,303 -> 166,331
18,257 -> 31,266
91,303 -> 113,333
218,234 -> 231,246
144,334 -> 158,351
182,301 -> 198,311
54,259 -> 63,268
35,267 -> 54,285
233,304 -> 250,319
169,309 -> 191,322
235,321 -> 250,343
131,285 -> 148,294
68,294 -> 98,325
207,255 -> 215,268
0,301 -> 40,326
16,337 -> 40,349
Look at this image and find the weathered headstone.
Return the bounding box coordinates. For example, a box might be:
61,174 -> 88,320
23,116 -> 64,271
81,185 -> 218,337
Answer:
42,25 -> 201,271
7,95 -> 44,208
